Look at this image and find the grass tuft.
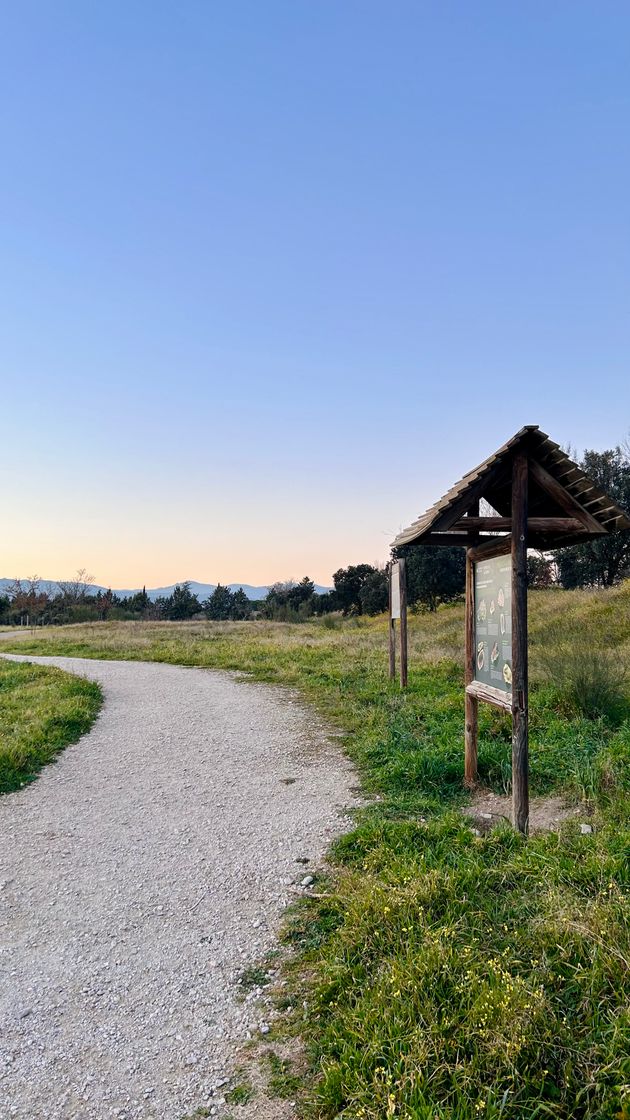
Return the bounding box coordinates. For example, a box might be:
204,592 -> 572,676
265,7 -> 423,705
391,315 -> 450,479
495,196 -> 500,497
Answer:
225,1079 -> 254,1105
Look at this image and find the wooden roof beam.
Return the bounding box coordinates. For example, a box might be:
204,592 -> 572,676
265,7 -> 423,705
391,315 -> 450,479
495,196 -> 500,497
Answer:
467,537 -> 511,562
528,459 -> 606,535
429,463 -> 511,536
454,516 -> 584,532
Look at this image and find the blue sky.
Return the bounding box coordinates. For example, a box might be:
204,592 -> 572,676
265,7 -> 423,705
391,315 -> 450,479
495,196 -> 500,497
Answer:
1,1 -> 629,586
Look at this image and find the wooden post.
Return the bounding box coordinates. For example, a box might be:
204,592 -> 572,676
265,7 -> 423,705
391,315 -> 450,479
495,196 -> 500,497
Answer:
464,547 -> 478,786
399,558 -> 408,688
388,563 -> 396,680
511,452 -> 529,834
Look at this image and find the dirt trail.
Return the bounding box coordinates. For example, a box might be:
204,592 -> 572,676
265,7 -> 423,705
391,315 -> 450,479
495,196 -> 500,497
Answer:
0,654 -> 357,1119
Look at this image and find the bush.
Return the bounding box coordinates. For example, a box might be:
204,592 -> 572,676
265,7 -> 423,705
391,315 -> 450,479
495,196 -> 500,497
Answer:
320,613 -> 341,630
537,630 -> 628,723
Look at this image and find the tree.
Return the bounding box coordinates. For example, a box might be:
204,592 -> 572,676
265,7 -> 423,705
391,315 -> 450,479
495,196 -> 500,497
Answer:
131,586 -> 150,615
527,553 -> 555,589
231,587 -> 252,620
204,584 -> 234,621
395,546 -> 465,612
263,578 -> 316,620
358,568 -> 389,615
312,589 -> 339,615
4,576 -> 50,625
0,595 -> 10,624
556,446 -> 630,588
57,568 -> 95,603
332,564 -> 376,615
146,597 -> 165,621
164,582 -> 201,620
115,586 -> 152,618
287,577 -> 315,611
95,588 -> 115,620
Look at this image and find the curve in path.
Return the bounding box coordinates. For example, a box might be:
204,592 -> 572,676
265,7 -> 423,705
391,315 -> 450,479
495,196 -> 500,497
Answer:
0,655 -> 357,1120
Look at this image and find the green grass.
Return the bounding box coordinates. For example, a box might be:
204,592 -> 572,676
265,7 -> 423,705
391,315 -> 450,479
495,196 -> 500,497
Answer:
1,583 -> 629,1118
0,659 -> 102,793
263,1049 -> 303,1098
237,963 -> 273,991
225,1078 -> 255,1105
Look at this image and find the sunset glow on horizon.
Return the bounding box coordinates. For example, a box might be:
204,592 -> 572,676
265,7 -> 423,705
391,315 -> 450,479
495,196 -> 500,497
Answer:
2,3 -> 629,588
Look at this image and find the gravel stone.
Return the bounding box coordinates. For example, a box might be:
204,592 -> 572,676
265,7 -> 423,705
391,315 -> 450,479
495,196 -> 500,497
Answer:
0,655 -> 357,1119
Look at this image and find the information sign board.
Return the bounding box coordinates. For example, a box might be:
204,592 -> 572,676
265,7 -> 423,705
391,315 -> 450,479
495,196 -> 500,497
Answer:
390,561 -> 401,619
474,554 -> 512,694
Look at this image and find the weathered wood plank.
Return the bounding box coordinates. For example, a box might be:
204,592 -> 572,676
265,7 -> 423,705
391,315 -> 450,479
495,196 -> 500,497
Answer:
525,517 -> 583,532
512,452 -> 529,835
455,516 -> 583,532
399,558 -> 408,688
455,517 -> 511,530
466,680 -> 512,713
468,536 -> 512,562
464,548 -> 478,785
388,563 -> 395,680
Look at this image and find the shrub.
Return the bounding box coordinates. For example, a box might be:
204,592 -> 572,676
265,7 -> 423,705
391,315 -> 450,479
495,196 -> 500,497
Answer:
320,613 -> 340,630
536,629 -> 628,723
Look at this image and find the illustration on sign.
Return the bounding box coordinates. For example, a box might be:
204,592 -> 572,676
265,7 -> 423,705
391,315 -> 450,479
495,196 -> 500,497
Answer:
390,561 -> 401,620
474,555 -> 512,694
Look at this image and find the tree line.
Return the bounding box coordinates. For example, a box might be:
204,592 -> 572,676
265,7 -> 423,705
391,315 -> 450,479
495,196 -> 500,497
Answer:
0,565 -> 397,625
0,574 -> 256,627
2,445 -> 628,627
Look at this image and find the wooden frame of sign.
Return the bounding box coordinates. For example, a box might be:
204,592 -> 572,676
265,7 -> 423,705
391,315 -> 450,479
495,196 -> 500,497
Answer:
388,558 -> 408,688
390,426 -> 630,834
464,456 -> 529,831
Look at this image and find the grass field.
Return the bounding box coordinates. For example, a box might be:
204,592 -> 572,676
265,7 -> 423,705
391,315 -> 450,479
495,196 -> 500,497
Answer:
0,659 -> 102,793
1,583 -> 629,1119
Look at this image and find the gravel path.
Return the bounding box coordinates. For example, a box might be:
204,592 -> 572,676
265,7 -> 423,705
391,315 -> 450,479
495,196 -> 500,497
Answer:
0,655 -> 357,1120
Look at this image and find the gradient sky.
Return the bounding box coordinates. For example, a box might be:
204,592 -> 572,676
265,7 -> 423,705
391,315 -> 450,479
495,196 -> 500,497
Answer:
1,2 -> 629,588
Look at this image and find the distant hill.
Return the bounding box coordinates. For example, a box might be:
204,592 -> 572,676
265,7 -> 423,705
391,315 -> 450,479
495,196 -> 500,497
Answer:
0,578 -> 331,602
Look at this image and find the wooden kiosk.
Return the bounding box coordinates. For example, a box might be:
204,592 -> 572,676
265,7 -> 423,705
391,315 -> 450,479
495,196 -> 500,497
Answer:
391,425 -> 630,834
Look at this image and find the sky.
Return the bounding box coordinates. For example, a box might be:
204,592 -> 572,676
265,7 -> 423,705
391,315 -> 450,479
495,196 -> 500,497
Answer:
1,1 -> 629,588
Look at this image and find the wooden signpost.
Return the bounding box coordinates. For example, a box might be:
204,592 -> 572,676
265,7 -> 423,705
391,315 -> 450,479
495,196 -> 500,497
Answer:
391,426 -> 630,834
388,559 -> 408,688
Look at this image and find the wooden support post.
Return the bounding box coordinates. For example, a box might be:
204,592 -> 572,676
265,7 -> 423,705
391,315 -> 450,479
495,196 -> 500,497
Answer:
399,558 -> 408,688
388,563 -> 396,680
464,547 -> 478,786
511,452 -> 529,834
